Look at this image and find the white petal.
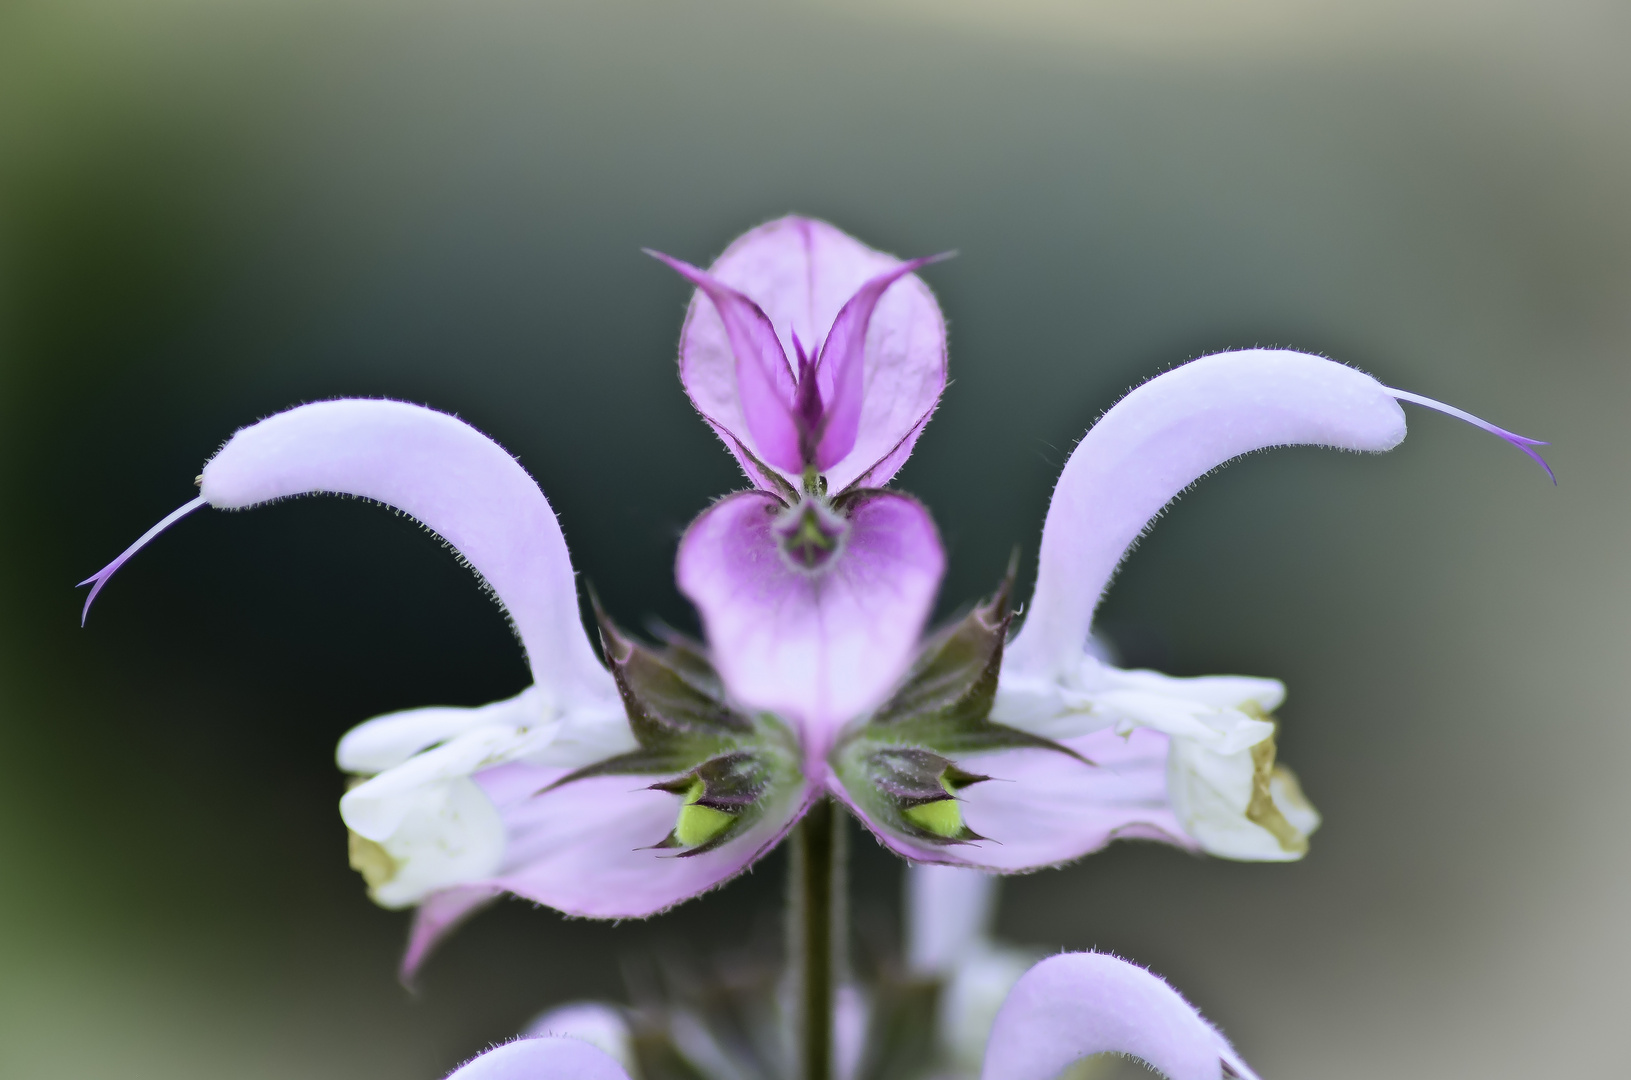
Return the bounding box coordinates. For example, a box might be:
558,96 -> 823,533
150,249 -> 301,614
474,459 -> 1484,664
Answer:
365,777 -> 506,909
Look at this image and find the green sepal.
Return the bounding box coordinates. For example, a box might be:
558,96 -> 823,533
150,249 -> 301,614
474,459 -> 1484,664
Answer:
551,602 -> 757,786
646,750 -> 776,857
834,743 -> 988,845
848,561 -> 1084,761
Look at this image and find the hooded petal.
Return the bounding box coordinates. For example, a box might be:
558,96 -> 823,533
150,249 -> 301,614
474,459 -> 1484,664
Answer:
678,216 -> 948,492
982,953 -> 1258,1080
834,727 -> 1192,871
193,399 -> 612,704
477,761 -> 814,919
1005,350 -> 1407,680
444,1037 -> 633,1080
676,491 -> 945,757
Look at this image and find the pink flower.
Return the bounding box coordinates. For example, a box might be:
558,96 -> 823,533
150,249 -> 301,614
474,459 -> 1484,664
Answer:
80,217 -> 1548,982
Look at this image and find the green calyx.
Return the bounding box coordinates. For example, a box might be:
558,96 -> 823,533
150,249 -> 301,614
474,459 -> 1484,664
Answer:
549,599 -> 800,855
649,751 -> 776,855
831,560 -> 1086,847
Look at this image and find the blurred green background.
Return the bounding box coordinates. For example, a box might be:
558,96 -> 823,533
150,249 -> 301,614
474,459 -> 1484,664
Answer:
2,1 -> 1626,1076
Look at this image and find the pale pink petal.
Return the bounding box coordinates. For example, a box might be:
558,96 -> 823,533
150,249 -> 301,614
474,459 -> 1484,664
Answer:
401,884 -> 502,985
833,728 -> 1193,871
1007,350 -> 1408,679
678,216 -> 947,492
474,762 -> 815,919
813,254 -> 949,471
193,399 -> 609,701
676,491 -> 945,759
444,1037 -> 633,1080
982,953 -> 1258,1080
647,251 -> 803,473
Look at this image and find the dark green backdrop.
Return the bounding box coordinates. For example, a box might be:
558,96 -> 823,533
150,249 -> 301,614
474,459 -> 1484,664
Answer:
2,2 -> 1625,1077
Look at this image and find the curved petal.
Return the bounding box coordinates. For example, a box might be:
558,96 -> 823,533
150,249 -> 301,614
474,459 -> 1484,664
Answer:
648,251 -> 803,473
477,761 -> 815,919
524,1002 -> 636,1076
835,728 -> 1193,871
678,216 -> 948,491
813,254 -> 949,471
198,399 -> 611,703
444,1037 -> 633,1080
982,953 -> 1258,1080
676,491 -> 945,758
1006,350 -> 1408,679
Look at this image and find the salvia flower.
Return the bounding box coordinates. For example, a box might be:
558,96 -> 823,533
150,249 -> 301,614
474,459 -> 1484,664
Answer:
80,215 -> 1549,979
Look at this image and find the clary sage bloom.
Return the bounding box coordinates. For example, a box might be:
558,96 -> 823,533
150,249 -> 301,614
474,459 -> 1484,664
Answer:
81,215 -> 1548,980
446,865 -> 1258,1080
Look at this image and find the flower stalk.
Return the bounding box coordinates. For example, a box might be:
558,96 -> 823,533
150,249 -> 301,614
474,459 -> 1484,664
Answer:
790,796 -> 844,1080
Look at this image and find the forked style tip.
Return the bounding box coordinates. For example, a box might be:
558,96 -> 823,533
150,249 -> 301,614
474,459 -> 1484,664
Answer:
77,496 -> 207,625
1388,388 -> 1555,484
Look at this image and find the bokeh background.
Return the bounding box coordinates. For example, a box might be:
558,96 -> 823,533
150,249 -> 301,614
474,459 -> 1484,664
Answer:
2,1 -> 1627,1076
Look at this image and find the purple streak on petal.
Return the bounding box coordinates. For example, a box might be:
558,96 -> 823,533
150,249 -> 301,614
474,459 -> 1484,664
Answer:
677,216 -> 948,492
470,762 -> 815,919
1387,387 -> 1555,483
833,727 -> 1194,871
400,884 -> 501,986
648,249 -> 804,473
77,496 -> 206,624
444,1037 -> 633,1080
677,491 -> 945,759
198,400 -> 607,700
1008,350 -> 1409,679
813,253 -> 952,471
982,952 -> 1259,1080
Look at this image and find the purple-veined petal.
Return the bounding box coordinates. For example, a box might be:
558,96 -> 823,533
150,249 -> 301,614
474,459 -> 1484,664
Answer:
81,399 -> 610,703
982,953 -> 1258,1080
677,216 -> 948,492
524,1002 -> 635,1074
648,251 -> 803,473
444,1037 -> 633,1080
813,253 -> 952,471
676,491 -> 945,758
476,762 -> 815,919
834,728 -> 1193,870
402,884 -> 502,985
1006,350 -> 1408,680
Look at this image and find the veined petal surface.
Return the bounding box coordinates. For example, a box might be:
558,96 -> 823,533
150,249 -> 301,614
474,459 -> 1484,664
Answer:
199,399 -> 613,706
444,1037 -> 633,1080
1006,350 -> 1407,679
676,490 -> 944,756
679,216 -> 947,492
982,953 -> 1258,1080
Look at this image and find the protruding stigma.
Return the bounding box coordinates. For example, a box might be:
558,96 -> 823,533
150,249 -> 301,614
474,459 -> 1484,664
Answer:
1388,388 -> 1554,483
78,496 -> 208,625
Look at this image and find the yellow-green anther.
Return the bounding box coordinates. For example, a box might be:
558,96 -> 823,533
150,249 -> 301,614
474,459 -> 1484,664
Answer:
903,777 -> 964,838
674,777 -> 736,848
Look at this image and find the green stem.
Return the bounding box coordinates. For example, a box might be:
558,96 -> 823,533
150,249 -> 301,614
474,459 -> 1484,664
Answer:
791,796 -> 844,1080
